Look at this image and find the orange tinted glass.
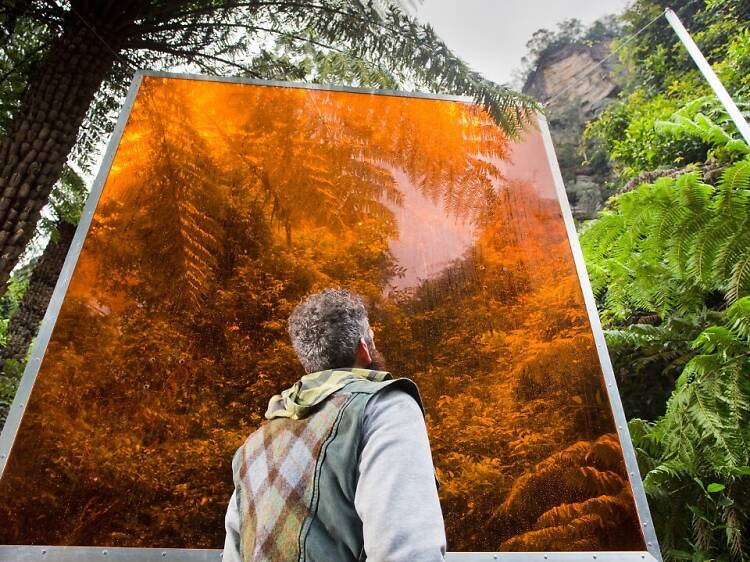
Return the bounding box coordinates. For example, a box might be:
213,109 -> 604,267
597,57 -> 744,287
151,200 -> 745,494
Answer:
0,76 -> 645,552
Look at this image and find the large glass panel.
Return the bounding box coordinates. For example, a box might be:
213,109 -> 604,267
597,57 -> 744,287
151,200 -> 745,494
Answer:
0,76 -> 645,552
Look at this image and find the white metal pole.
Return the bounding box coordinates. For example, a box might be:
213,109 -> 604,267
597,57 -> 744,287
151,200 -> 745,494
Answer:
664,7 -> 750,146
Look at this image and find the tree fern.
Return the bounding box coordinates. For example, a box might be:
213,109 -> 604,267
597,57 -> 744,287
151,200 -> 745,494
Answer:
581,144 -> 750,560
582,156 -> 750,319
655,96 -> 750,161
628,297 -> 750,561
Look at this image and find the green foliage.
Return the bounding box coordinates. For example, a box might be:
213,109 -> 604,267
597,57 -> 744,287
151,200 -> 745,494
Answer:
582,89 -> 710,179
655,97 -> 750,162
616,0 -> 750,96
582,0 -> 750,184
247,34 -> 402,89
0,265 -> 32,426
0,263 -> 32,347
711,27 -> 750,97
0,6 -> 50,136
582,158 -> 750,321
629,296 -> 750,561
604,311 -> 720,420
37,165 -> 88,240
304,3 -> 538,135
581,126 -> 750,561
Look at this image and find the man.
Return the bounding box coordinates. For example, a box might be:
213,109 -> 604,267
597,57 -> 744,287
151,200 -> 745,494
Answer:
223,288 -> 446,562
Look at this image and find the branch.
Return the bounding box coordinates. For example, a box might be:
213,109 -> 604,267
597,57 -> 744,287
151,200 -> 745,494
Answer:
127,44 -> 262,78
126,22 -> 394,81
132,22 -> 347,56
132,1 -> 389,36
124,36 -> 217,52
127,0 -> 268,30
0,44 -> 48,86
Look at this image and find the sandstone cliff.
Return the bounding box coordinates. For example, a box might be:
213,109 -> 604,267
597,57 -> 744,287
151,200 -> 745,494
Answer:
524,40 -> 619,219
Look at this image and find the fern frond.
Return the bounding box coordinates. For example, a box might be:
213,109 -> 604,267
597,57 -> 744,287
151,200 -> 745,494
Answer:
656,98 -> 750,159
687,216 -> 735,288
692,326 -> 743,356
534,493 -> 629,529
717,159 -> 750,214
726,296 -> 750,341
728,244 -> 750,303
717,229 -> 750,301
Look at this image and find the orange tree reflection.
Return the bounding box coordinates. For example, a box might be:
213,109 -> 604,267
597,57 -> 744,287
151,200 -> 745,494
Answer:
378,181 -> 642,550
0,78 -> 642,551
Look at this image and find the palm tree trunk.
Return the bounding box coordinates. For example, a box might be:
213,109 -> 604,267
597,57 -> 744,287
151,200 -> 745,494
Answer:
0,13 -> 116,296
0,221 -> 75,369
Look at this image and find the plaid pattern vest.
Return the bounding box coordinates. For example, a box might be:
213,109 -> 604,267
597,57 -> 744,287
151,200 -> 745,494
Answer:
231,376 -> 422,562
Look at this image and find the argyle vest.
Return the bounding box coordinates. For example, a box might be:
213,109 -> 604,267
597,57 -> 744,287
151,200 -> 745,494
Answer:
231,377 -> 422,562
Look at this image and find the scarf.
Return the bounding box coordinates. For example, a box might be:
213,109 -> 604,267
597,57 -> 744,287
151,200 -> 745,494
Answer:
265,367 -> 391,420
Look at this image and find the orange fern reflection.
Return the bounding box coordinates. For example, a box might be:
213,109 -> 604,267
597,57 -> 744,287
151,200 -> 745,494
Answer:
0,77 -> 644,552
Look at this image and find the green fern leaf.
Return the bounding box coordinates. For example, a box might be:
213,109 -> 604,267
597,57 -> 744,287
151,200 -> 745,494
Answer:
726,296 -> 750,341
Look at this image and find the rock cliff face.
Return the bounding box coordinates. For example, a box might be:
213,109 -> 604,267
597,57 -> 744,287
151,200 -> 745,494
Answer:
524,42 -> 618,219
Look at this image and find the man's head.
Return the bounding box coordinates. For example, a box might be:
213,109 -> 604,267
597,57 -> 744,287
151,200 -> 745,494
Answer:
287,288 -> 385,373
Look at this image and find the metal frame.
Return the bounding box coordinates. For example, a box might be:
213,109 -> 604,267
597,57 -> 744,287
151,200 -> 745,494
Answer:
537,117 -> 662,562
664,7 -> 750,145
0,70 -> 661,562
0,547 -> 660,562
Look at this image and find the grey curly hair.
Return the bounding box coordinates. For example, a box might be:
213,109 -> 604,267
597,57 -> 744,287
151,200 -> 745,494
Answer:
287,288 -> 373,373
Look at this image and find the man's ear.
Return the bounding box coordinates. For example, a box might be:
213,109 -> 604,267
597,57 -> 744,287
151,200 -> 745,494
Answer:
354,336 -> 372,368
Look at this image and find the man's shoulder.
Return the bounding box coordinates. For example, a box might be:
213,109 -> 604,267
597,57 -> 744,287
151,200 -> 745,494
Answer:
358,379 -> 430,457
345,377 -> 424,414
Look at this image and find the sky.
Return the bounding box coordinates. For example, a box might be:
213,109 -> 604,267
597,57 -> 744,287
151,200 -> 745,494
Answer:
414,0 -> 631,86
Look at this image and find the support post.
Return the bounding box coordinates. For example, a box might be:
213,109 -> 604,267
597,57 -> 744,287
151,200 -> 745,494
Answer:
665,7 -> 750,146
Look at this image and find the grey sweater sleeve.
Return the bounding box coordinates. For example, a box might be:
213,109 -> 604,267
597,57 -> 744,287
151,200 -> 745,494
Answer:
222,489 -> 242,562
355,387 -> 447,562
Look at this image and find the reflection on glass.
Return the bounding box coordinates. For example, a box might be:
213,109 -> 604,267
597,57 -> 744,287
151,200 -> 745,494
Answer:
0,77 -> 645,552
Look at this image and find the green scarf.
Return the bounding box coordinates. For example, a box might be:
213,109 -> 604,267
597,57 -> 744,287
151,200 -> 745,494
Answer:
265,367 -> 391,420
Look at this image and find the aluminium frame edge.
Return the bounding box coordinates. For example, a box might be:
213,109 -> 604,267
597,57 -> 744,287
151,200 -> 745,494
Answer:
0,72 -> 145,479
0,73 -> 660,562
138,69 -> 474,103
0,546 -> 661,562
536,114 -> 663,562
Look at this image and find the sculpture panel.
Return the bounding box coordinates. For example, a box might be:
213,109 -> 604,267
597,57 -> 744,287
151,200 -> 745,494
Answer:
0,75 -> 646,553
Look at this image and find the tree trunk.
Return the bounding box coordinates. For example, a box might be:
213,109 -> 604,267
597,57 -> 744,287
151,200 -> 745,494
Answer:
0,220 -> 75,369
0,12 -> 117,296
